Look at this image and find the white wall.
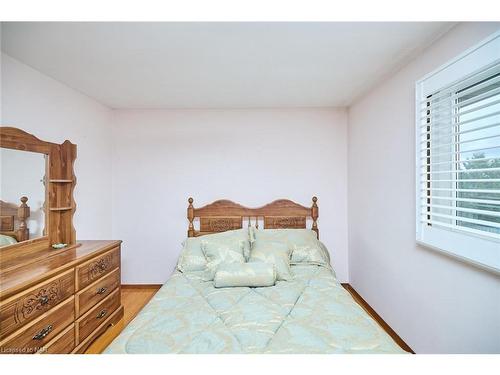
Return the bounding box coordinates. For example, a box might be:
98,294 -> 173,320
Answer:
348,22 -> 500,354
1,54 -> 113,239
111,109 -> 348,284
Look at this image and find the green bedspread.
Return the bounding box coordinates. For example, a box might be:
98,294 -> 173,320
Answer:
105,265 -> 405,354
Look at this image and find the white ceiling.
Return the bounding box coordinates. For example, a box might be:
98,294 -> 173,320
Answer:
1,22 -> 454,109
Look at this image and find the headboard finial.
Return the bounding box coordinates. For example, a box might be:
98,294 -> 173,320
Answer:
187,197 -> 195,237
17,196 -> 30,242
311,196 -> 319,239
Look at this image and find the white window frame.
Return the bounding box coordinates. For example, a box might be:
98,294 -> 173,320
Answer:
415,30 -> 500,274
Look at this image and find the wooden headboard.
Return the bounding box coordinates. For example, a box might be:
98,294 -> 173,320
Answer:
187,197 -> 319,239
0,196 -> 30,242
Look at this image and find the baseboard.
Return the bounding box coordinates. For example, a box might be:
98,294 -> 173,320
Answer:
121,284 -> 162,289
341,283 -> 414,354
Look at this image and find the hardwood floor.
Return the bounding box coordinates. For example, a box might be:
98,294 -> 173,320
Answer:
84,285 -> 161,354
120,286 -> 161,326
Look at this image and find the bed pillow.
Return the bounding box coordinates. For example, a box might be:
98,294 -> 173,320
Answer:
252,227 -> 318,244
214,262 -> 276,288
202,239 -> 246,281
176,228 -> 250,273
249,225 -> 257,244
0,234 -> 17,247
176,237 -> 207,272
248,241 -> 292,281
290,242 -> 330,267
252,228 -> 330,267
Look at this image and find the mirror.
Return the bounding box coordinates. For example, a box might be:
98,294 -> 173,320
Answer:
0,147 -> 46,247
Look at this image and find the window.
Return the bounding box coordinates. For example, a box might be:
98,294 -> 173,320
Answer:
416,31 -> 500,272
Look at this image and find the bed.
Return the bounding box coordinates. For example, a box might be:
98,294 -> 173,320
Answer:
105,197 -> 406,354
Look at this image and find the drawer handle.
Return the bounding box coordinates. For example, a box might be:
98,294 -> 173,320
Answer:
97,260 -> 107,271
96,309 -> 108,319
96,287 -> 108,295
32,325 -> 53,340
39,295 -> 49,305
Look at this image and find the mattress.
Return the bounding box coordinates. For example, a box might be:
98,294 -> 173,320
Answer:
105,264 -> 406,354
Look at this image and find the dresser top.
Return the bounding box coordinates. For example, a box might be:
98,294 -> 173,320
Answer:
0,240 -> 121,299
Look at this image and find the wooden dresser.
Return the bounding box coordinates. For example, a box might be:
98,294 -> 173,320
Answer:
0,240 -> 124,354
1,127 -> 123,354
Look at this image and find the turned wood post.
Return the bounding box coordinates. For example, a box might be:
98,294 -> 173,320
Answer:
187,197 -> 195,237
17,196 -> 30,242
311,196 -> 319,239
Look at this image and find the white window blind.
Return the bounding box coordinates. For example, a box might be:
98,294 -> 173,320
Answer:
416,31 -> 500,272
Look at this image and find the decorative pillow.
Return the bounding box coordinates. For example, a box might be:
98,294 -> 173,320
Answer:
249,241 -> 292,281
249,225 -> 257,245
290,243 -> 330,267
201,239 -> 246,281
176,228 -> 250,273
317,241 -> 331,264
252,228 -> 330,266
176,237 -> 207,272
0,234 -> 17,247
214,262 -> 276,288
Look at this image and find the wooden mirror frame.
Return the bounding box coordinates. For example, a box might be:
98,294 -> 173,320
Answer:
0,127 -> 77,252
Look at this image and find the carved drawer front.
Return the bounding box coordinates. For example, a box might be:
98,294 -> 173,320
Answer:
38,324 -> 75,354
76,268 -> 120,318
76,247 -> 120,291
0,269 -> 74,340
76,288 -> 120,344
73,306 -> 124,354
0,296 -> 74,354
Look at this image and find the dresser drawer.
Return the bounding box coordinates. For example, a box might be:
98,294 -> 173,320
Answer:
0,270 -> 75,340
76,288 -> 120,344
76,247 -> 120,290
72,306 -> 123,354
38,324 -> 75,354
0,296 -> 74,354
76,268 -> 120,317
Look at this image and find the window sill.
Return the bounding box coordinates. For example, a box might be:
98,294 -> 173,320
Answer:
416,236 -> 500,276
